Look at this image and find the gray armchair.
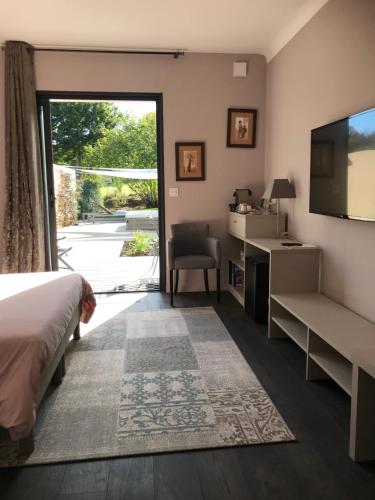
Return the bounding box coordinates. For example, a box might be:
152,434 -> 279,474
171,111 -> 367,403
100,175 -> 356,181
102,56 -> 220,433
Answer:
168,223 -> 221,305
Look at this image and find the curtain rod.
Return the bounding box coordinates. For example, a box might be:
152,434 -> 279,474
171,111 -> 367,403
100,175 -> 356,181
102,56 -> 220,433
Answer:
1,45 -> 185,58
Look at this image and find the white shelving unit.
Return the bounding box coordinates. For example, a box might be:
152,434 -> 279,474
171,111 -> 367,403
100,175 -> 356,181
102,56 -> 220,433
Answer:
228,211 -> 284,308
227,213 -> 375,461
309,351 -> 353,395
272,315 -> 308,352
307,328 -> 353,396
270,292 -> 375,461
229,255 -> 244,271
228,283 -> 245,306
228,253 -> 245,306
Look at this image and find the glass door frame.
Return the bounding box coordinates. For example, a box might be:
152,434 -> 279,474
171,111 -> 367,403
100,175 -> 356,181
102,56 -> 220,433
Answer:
37,90 -> 166,292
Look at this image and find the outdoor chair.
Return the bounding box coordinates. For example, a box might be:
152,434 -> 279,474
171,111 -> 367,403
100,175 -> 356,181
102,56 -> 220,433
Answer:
57,236 -> 74,271
168,222 -> 221,306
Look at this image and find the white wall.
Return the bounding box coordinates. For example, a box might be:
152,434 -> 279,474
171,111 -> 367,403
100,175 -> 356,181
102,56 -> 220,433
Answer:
0,51 -> 267,289
266,0 -> 375,321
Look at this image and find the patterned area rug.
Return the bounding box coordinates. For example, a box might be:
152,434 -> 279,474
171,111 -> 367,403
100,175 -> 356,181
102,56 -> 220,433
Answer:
0,307 -> 294,466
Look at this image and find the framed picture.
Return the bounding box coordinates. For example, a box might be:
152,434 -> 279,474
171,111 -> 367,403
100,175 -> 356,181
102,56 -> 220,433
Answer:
227,108 -> 257,148
175,142 -> 205,181
311,141 -> 334,177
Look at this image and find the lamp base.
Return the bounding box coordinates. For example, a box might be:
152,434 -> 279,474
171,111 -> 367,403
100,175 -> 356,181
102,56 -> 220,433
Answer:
276,199 -> 281,237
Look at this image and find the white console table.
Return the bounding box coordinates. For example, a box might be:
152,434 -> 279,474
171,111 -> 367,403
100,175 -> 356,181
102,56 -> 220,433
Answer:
227,210 -> 319,306
227,235 -> 321,307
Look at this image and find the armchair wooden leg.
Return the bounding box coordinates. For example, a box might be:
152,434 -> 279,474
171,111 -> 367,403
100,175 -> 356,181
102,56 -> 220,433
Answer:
204,269 -> 209,294
174,269 -> 179,294
216,269 -> 221,303
170,269 -> 174,306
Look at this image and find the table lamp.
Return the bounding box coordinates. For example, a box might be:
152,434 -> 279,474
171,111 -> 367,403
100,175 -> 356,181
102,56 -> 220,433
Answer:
262,179 -> 296,236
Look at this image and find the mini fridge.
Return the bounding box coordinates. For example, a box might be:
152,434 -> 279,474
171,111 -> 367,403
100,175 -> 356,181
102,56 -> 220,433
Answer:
245,255 -> 269,323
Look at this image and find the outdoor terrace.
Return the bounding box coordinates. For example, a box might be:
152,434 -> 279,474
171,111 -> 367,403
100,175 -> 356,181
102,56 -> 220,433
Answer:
57,210 -> 159,293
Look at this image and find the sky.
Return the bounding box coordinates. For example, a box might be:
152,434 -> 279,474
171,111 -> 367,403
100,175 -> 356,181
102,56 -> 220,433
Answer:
50,99 -> 156,119
349,107 -> 375,134
115,100 -> 156,119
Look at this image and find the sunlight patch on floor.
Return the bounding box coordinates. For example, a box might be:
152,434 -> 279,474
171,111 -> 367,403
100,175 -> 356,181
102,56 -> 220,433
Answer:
80,292 -> 148,336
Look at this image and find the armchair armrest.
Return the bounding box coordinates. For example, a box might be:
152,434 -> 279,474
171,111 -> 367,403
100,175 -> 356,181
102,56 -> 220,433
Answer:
205,237 -> 221,268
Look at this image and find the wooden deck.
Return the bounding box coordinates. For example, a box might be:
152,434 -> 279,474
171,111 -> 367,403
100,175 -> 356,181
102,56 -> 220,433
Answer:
57,220 -> 159,293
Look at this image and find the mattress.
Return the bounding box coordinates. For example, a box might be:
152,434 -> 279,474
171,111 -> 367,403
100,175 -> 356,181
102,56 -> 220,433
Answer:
0,271 -> 83,440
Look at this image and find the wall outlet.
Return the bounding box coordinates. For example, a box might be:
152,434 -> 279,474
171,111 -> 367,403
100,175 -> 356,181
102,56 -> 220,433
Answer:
169,187 -> 179,197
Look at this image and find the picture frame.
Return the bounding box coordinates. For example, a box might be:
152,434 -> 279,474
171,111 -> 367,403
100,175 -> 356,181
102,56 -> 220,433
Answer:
227,108 -> 257,148
175,142 -> 205,181
311,141 -> 334,177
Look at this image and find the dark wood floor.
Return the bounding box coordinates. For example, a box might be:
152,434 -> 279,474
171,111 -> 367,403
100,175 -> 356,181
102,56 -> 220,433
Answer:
1,292 -> 375,499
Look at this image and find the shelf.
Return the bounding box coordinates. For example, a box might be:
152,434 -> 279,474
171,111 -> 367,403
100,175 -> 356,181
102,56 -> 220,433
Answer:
271,292 -> 375,361
309,351 -> 352,396
272,315 -> 308,352
229,256 -> 245,271
228,284 -> 244,306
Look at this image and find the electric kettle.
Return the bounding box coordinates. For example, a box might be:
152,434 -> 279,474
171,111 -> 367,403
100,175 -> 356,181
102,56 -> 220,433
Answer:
236,203 -> 252,214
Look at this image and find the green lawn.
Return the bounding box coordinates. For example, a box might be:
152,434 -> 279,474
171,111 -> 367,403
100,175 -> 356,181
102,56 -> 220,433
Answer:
100,184 -> 133,197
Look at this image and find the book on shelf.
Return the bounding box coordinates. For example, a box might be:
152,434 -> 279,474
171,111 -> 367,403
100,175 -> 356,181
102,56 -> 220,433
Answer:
232,266 -> 244,287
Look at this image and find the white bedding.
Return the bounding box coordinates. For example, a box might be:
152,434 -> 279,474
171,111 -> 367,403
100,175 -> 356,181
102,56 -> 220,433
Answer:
0,271 -> 83,440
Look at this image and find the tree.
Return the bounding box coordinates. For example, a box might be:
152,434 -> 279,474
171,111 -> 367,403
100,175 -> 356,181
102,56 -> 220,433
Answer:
79,178 -> 102,215
82,112 -> 158,207
51,102 -> 122,165
349,126 -> 375,153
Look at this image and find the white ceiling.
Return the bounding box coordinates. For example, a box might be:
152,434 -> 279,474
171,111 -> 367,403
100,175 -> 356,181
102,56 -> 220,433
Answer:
0,0 -> 328,61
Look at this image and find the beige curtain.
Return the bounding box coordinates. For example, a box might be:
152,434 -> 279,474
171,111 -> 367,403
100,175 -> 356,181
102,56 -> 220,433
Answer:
2,41 -> 46,273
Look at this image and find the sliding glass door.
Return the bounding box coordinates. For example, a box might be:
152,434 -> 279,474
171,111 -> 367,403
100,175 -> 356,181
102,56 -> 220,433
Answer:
38,92 -> 165,293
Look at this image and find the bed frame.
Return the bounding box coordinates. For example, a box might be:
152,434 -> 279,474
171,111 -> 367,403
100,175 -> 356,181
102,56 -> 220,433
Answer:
17,306 -> 81,455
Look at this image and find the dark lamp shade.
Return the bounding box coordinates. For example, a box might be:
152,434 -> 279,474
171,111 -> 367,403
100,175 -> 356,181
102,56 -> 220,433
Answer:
262,179 -> 296,200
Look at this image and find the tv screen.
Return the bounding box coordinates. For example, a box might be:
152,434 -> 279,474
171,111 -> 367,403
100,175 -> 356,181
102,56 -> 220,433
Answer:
310,106 -> 375,221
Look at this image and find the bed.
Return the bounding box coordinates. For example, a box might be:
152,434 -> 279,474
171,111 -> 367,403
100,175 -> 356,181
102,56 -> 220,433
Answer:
0,271 -> 95,455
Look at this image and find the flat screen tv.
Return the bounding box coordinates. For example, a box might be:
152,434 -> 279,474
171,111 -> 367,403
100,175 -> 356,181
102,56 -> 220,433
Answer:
310,106 -> 375,221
